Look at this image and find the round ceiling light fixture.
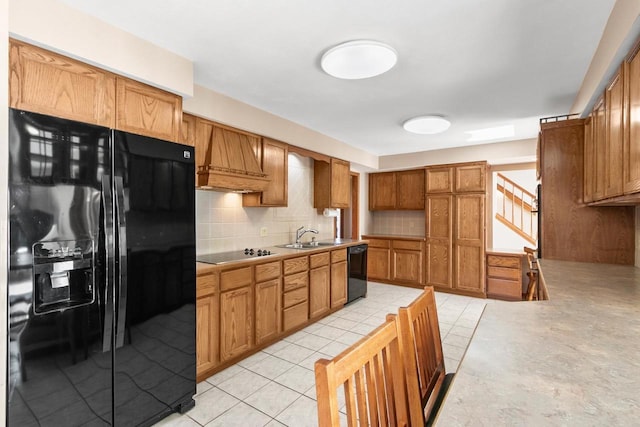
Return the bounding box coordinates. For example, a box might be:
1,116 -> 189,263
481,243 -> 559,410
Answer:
403,115 -> 451,134
321,40 -> 397,79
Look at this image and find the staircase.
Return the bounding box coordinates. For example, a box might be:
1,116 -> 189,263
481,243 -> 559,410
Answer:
495,173 -> 537,245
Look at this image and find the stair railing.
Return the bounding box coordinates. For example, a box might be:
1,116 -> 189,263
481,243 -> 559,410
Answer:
495,173 -> 537,245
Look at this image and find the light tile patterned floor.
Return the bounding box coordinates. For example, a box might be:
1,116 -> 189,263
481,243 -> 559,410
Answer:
156,282 -> 486,427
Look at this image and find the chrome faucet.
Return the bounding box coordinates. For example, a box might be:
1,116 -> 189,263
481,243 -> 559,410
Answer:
295,226 -> 319,244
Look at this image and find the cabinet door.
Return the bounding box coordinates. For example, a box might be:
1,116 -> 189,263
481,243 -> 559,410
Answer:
593,97 -> 607,200
116,77 -> 182,142
392,247 -> 423,285
9,39 -> 116,127
426,196 -> 453,289
396,169 -> 425,210
625,46 -> 640,194
330,261 -> 348,308
454,195 -> 485,293
331,158 -> 351,208
367,247 -> 391,281
369,172 -> 396,210
605,65 -> 625,198
261,138 -> 288,206
310,266 -> 331,317
196,290 -> 219,376
583,116 -> 595,203
425,167 -> 453,193
180,113 -> 197,147
455,163 -> 486,193
220,286 -> 254,362
255,279 -> 281,345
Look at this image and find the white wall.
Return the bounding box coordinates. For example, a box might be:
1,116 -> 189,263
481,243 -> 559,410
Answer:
1,0 -> 9,419
196,154 -> 335,254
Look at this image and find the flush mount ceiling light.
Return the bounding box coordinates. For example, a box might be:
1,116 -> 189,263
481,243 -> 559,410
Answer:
466,124 -> 514,142
403,116 -> 451,134
321,40 -> 397,79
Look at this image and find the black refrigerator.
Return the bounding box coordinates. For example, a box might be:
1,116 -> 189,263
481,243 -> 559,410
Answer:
7,109 -> 196,426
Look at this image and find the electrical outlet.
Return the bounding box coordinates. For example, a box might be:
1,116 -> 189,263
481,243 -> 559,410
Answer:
260,227 -> 268,237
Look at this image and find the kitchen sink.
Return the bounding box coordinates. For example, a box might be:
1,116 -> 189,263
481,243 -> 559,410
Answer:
276,241 -> 337,250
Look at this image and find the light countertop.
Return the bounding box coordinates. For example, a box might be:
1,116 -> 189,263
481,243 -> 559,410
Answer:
436,259 -> 640,426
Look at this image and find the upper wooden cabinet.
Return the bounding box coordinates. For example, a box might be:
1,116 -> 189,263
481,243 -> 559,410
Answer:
425,167 -> 453,193
115,77 -> 182,143
604,65 -> 625,198
584,116 -> 595,203
592,97 -> 607,201
624,43 -> 640,194
9,39 -> 116,127
180,113 -> 197,148
243,137 -> 289,207
369,169 -> 425,210
314,158 -> 350,209
455,163 -> 486,193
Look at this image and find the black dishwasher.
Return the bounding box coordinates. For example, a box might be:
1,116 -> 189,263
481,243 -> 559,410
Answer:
347,244 -> 368,304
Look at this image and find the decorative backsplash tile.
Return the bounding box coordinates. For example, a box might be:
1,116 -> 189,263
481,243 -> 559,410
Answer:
370,210 -> 425,236
196,154 -> 334,254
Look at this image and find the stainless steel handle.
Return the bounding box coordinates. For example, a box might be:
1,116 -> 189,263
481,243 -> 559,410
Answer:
101,175 -> 115,353
114,176 -> 128,349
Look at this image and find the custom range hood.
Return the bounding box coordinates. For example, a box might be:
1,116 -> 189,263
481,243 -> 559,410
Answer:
197,121 -> 270,192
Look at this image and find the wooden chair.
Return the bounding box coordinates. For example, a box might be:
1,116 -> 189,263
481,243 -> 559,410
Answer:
523,246 -> 538,301
397,286 -> 453,426
314,314 -> 419,426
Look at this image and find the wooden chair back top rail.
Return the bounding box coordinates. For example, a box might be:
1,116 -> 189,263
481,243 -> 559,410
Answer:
315,314 -> 416,427
398,286 -> 446,423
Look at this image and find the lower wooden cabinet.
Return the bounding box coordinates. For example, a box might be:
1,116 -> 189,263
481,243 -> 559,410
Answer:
255,278 -> 281,345
196,273 -> 219,376
330,249 -> 348,308
486,252 -> 523,301
366,239 -> 391,282
309,253 -> 331,318
220,285 -> 253,362
363,236 -> 424,287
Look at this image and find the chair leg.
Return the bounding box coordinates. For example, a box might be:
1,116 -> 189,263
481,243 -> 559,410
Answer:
526,275 -> 537,301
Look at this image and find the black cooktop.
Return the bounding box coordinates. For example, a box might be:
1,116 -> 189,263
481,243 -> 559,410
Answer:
197,248 -> 275,265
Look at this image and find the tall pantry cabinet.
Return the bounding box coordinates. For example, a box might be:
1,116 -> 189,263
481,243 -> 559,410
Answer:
425,162 -> 487,297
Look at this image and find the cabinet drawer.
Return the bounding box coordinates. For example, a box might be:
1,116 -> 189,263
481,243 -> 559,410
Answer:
283,286 -> 308,308
487,266 -> 520,280
487,255 -> 521,269
392,240 -> 423,251
331,249 -> 347,263
283,271 -> 309,292
283,256 -> 309,275
220,266 -> 252,291
283,302 -> 308,331
255,261 -> 281,282
487,278 -> 521,301
366,238 -> 391,249
310,252 -> 330,269
197,273 -> 218,298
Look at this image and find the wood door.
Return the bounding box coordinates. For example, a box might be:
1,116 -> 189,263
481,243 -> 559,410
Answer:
425,167 -> 453,193
593,97 -> 607,200
583,116 -> 595,203
392,246 -> 423,285
9,39 -> 116,127
180,112 -> 197,147
369,172 -> 396,210
367,247 -> 391,281
455,163 -> 486,193
625,43 -> 640,194
330,260 -> 348,308
605,65 -> 625,198
331,158 -> 351,208
196,288 -> 218,378
310,266 -> 331,317
396,169 -> 425,210
255,279 -> 281,345
426,195 -> 453,289
454,195 -> 485,294
219,286 -> 254,362
116,77 -> 182,142
261,138 -> 288,206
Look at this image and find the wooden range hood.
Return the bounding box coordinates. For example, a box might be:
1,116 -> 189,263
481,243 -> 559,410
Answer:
197,122 -> 270,192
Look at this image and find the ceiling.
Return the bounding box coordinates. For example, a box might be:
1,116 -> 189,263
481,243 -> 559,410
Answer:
59,0 -> 616,156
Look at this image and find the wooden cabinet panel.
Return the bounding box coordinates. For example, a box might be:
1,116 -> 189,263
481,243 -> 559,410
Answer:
310,252 -> 330,269
392,247 -> 423,285
9,39 -> 116,127
625,45 -> 640,194
283,302 -> 308,331
593,97 -> 607,201
116,77 -> 182,142
330,260 -> 348,308
331,249 -> 347,263
487,255 -> 520,269
605,66 -> 625,198
220,266 -> 252,291
584,116 -> 595,203
454,195 -> 485,293
309,265 -> 331,318
243,137 -> 288,207
255,261 -> 281,283
314,158 -> 350,209
283,256 -> 309,275
486,266 -> 520,280
455,163 -> 486,193
255,278 -> 281,345
180,112 -> 197,147
369,172 -> 396,210
425,167 -> 453,193
487,278 -> 521,301
396,169 -> 425,210
283,285 -> 308,308
196,274 -> 219,377
220,286 -> 253,362
283,271 -> 308,292
486,253 -> 523,301
367,247 -> 391,281
426,195 -> 453,289
367,238 -> 391,249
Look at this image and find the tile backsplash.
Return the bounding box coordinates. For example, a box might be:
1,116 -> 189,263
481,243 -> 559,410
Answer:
369,210 -> 425,236
196,154 -> 334,254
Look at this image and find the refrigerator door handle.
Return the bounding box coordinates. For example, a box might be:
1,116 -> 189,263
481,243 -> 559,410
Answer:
114,176 -> 128,349
101,175 -> 115,353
